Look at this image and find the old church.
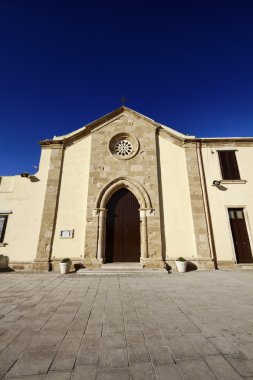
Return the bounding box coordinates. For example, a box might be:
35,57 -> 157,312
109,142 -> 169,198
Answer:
0,107 -> 253,271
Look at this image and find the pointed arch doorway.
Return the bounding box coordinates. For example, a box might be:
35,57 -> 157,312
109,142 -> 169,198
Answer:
105,188 -> 140,262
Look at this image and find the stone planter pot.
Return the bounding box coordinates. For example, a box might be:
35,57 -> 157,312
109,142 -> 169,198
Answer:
59,261 -> 71,274
175,260 -> 187,273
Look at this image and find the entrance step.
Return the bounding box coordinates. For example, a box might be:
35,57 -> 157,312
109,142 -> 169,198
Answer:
218,263 -> 253,270
235,264 -> 253,270
77,262 -> 168,276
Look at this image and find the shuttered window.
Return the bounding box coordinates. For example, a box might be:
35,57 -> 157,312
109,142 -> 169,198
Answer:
0,215 -> 8,243
218,151 -> 240,180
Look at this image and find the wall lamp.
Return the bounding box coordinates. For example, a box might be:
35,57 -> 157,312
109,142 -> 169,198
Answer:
213,180 -> 221,186
20,172 -> 30,178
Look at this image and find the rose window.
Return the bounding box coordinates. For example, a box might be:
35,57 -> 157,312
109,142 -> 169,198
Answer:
114,140 -> 133,157
109,133 -> 139,160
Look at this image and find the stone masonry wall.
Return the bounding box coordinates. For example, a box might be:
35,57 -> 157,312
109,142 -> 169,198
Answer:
84,114 -> 163,266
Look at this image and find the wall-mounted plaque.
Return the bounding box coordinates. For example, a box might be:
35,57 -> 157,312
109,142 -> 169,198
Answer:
59,230 -> 74,239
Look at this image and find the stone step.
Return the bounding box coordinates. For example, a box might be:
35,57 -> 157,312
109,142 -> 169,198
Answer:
235,264 -> 253,270
101,263 -> 143,271
77,268 -> 168,276
219,263 -> 253,270
104,262 -> 142,266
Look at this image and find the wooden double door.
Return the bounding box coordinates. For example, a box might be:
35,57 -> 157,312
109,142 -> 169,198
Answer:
105,188 -> 140,262
228,208 -> 253,263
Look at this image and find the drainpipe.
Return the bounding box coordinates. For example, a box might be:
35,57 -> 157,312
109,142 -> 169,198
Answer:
196,141 -> 218,269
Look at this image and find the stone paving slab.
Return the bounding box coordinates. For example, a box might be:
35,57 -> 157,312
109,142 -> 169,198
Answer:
0,271 -> 253,379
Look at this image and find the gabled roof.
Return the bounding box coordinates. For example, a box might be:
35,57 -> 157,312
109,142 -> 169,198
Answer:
40,106 -> 253,146
40,106 -> 193,145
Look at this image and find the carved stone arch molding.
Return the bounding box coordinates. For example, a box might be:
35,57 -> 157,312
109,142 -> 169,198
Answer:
96,177 -> 152,210
94,177 -> 154,263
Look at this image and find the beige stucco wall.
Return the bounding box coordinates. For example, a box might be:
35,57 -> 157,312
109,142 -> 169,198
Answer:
2,104 -> 252,271
158,135 -> 197,259
51,135 -> 91,260
202,146 -> 253,262
0,148 -> 51,263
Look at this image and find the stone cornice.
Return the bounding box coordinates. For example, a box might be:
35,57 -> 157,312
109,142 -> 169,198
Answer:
60,107 -> 161,142
39,140 -> 64,148
41,107 -> 188,146
184,137 -> 253,147
157,127 -> 185,147
38,106 -> 253,147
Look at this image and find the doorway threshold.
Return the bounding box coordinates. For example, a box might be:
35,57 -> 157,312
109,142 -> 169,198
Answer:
102,262 -> 143,270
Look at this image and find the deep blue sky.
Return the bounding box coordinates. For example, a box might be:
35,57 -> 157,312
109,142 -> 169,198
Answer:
1,0 -> 253,175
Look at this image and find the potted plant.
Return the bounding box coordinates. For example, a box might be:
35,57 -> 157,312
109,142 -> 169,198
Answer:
59,258 -> 71,274
175,257 -> 187,273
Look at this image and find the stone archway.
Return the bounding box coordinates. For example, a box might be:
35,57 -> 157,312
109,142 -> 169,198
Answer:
94,177 -> 153,264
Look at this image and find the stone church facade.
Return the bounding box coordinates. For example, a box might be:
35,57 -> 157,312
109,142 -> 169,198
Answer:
1,107 -> 253,271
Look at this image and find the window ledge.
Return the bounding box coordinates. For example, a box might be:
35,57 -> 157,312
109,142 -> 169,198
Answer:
0,243 -> 7,247
221,180 -> 247,184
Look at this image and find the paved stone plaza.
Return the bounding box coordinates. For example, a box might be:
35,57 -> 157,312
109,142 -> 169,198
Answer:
1,271 -> 253,379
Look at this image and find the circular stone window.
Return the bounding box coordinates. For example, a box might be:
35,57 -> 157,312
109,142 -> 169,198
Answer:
109,133 -> 139,160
